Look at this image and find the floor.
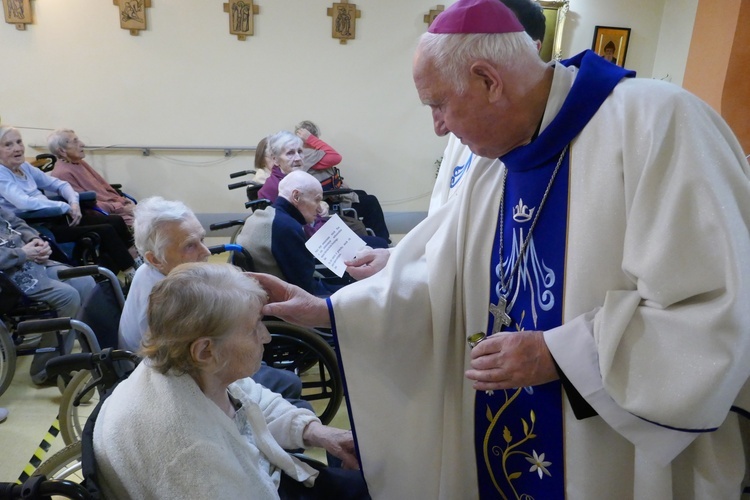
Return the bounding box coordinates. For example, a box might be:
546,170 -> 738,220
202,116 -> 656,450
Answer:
0,235 -> 382,483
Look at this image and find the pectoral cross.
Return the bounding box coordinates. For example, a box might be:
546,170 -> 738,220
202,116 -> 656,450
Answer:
489,296 -> 511,334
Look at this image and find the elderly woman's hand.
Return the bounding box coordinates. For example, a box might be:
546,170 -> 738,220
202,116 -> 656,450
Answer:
67,203 -> 82,226
295,128 -> 312,142
302,421 -> 360,470
22,238 -> 52,264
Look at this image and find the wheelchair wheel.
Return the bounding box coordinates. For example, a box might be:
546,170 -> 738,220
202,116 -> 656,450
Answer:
34,441 -> 83,482
263,321 -> 343,425
0,327 -> 16,397
59,370 -> 99,446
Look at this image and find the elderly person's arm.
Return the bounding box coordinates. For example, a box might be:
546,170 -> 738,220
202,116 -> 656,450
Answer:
231,376 -> 360,469
295,129 -> 343,170
0,164 -> 81,224
252,273 -> 330,328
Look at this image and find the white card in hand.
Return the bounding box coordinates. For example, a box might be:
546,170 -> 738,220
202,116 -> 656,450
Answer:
305,214 -> 367,277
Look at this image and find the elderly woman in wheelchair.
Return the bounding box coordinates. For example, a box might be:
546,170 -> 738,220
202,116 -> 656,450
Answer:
0,206 -> 95,385
0,126 -> 137,279
94,262 -> 369,499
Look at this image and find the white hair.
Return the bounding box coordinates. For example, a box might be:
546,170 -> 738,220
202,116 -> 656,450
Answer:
278,170 -> 322,200
133,196 -> 197,260
47,129 -> 76,156
268,130 -> 302,158
417,31 -> 538,94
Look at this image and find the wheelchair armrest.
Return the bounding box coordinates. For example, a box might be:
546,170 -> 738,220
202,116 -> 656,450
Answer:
16,206 -> 67,220
79,191 -> 97,203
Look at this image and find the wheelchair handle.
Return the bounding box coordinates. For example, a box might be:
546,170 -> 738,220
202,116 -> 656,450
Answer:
228,180 -> 251,190
229,169 -> 256,179
45,352 -> 97,376
246,199 -> 270,210
16,318 -> 101,353
209,219 -> 245,231
55,265 -> 100,280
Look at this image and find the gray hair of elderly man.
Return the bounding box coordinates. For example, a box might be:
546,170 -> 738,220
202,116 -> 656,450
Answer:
267,130 -> 303,159
278,170 -> 322,200
133,196 -> 196,261
417,31 -> 539,95
47,129 -> 76,156
142,262 -> 267,376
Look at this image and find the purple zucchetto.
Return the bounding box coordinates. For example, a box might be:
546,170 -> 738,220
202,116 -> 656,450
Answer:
428,0 -> 525,34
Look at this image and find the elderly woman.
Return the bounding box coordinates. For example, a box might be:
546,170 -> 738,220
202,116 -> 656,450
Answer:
0,206 -> 95,384
94,262 -> 369,499
257,131 -> 305,203
47,129 -> 135,226
0,126 -> 136,277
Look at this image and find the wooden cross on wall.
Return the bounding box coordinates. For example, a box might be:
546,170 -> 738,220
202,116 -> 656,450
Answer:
327,1 -> 360,45
424,5 -> 445,28
113,0 -> 151,36
223,0 -> 259,41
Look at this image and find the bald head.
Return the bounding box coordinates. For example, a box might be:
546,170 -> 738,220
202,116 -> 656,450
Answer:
278,171 -> 324,224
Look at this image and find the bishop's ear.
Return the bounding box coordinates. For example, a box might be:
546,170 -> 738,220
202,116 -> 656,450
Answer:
469,61 -> 503,102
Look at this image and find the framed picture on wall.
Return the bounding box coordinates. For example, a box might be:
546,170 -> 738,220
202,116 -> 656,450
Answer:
538,1 -> 570,63
592,26 -> 631,67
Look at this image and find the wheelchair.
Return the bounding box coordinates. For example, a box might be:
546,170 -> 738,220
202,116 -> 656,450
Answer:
208,244 -> 344,425
0,265 -> 121,398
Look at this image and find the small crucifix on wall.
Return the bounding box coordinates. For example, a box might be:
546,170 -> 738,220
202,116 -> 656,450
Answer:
3,0 -> 33,30
114,0 -> 151,36
327,1 -> 360,45
223,0 -> 259,41
424,5 -> 444,28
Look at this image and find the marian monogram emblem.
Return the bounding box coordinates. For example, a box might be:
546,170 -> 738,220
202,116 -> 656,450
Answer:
496,197 -> 557,329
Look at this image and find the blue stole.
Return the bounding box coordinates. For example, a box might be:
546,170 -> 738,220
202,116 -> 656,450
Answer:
474,51 -> 634,499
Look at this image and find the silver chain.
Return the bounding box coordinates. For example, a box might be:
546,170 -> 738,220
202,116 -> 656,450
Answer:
498,144 -> 569,296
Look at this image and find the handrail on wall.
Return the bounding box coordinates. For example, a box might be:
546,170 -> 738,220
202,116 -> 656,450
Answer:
28,144 -> 257,157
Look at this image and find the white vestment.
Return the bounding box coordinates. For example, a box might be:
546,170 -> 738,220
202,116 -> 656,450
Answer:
330,62 -> 750,499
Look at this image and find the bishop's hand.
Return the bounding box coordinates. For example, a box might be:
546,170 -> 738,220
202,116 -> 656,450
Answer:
250,272 -> 331,328
465,330 -> 559,391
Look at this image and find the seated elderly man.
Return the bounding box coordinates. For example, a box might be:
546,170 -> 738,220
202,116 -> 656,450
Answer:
118,196 -> 309,409
0,206 -> 95,384
95,263 -> 369,499
237,171 -> 347,297
47,129 -> 135,227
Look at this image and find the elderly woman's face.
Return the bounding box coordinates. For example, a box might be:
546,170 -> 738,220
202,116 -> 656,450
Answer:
0,130 -> 26,170
274,143 -> 304,174
217,309 -> 271,383
62,133 -> 86,162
